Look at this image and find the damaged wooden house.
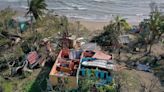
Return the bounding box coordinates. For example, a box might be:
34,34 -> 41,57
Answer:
49,39 -> 116,89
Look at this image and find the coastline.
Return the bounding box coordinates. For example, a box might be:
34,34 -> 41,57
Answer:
9,9 -> 109,31
3,9 -> 139,31
12,10 -> 111,31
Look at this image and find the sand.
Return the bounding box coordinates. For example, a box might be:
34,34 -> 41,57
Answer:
69,18 -> 110,31
69,18 -> 138,31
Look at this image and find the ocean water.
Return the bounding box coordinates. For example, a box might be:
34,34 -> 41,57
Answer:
0,0 -> 164,23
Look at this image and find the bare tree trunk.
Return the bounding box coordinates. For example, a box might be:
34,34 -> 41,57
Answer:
148,33 -> 155,54
31,15 -> 33,32
117,47 -> 121,60
148,42 -> 153,54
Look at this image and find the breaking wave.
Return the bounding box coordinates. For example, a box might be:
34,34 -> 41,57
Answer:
93,0 -> 108,3
48,7 -> 87,11
65,14 -> 111,21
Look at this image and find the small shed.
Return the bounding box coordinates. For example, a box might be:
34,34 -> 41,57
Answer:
11,16 -> 34,32
119,35 -> 130,44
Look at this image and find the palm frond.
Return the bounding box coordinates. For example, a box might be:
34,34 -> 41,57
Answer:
27,0 -> 47,20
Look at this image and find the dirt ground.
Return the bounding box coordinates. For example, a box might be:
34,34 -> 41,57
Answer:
113,42 -> 164,92
119,69 -> 163,92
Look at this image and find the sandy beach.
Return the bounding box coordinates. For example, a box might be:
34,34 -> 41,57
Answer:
14,10 -> 109,31
69,18 -> 138,31
69,18 -> 109,31
13,10 -> 137,32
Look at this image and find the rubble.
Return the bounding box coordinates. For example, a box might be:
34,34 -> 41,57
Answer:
49,37 -> 116,89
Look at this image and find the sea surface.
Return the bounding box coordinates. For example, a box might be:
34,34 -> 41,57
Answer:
0,0 -> 164,23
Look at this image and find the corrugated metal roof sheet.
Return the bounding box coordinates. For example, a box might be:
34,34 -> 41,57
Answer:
27,51 -> 38,65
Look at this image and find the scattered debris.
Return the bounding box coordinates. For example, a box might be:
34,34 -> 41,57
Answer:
78,50 -> 114,87
49,39 -> 116,89
49,48 -> 81,88
119,35 -> 130,44
81,43 -> 100,51
136,63 -> 152,72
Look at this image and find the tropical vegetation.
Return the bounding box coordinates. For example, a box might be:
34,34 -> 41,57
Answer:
0,1 -> 164,92
139,3 -> 164,53
26,0 -> 47,20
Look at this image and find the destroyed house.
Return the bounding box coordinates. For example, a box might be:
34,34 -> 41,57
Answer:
77,50 -> 114,86
49,48 -> 83,88
49,46 -> 116,89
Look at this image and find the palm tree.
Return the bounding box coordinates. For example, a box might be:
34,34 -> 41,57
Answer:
112,16 -> 131,58
26,0 -> 47,20
113,16 -> 131,35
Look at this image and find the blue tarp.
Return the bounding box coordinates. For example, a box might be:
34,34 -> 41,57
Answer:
19,22 -> 27,32
137,64 -> 151,72
69,49 -> 83,59
81,58 -> 97,63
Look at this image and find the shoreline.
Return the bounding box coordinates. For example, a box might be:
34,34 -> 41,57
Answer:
1,9 -> 139,31
10,9 -> 110,31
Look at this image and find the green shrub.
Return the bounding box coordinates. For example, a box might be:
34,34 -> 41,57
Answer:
22,79 -> 35,92
21,41 -> 31,54
98,85 -> 116,92
0,38 -> 10,46
0,76 -> 13,92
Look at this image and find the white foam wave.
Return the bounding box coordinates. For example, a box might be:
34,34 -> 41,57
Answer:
20,5 -> 28,9
0,0 -> 25,2
73,7 -> 87,10
65,3 -> 87,10
48,6 -> 87,11
65,14 -> 111,21
48,7 -> 73,10
93,0 -> 108,3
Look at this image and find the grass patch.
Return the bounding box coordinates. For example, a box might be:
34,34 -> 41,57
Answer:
22,79 -> 35,92
0,76 -> 13,92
